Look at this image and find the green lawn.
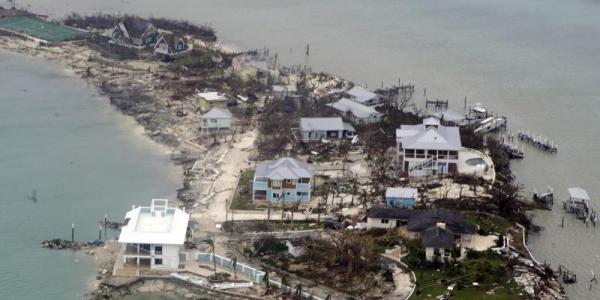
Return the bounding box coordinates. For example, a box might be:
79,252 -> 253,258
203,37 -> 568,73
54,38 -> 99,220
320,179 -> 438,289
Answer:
409,252 -> 524,300
0,16 -> 88,42
464,213 -> 511,235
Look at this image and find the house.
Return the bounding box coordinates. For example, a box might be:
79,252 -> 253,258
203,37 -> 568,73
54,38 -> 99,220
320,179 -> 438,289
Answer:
252,157 -> 313,202
272,84 -> 298,100
117,199 -> 189,270
286,239 -> 305,257
154,33 -> 191,57
326,97 -> 382,124
110,18 -> 158,49
232,54 -> 279,85
299,117 -> 356,142
344,86 -> 381,106
396,117 -> 462,177
385,187 -> 418,208
366,208 -> 475,262
200,108 -> 232,132
198,91 -> 230,111
406,209 -> 476,262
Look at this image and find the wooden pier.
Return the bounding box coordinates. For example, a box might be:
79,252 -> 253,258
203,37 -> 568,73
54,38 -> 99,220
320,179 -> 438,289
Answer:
518,129 -> 558,153
533,185 -> 553,210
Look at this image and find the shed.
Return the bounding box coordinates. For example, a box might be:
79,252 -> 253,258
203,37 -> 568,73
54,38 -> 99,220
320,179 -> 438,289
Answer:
385,187 -> 418,207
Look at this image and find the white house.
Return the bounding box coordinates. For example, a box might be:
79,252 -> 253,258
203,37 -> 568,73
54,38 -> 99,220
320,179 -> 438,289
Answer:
201,108 -> 232,133
198,91 -> 230,111
344,86 -> 381,106
326,98 -> 382,124
299,117 -> 356,142
396,117 -> 462,177
118,199 -> 189,270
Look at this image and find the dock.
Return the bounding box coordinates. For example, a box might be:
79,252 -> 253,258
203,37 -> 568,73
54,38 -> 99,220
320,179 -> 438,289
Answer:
518,129 -> 558,153
533,185 -> 553,210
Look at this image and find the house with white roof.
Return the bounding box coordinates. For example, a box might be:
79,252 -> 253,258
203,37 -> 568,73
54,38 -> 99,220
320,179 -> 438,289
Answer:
344,86 -> 381,106
197,91 -> 230,111
252,157 -> 314,202
385,187 -> 418,208
272,84 -> 298,100
299,117 -> 356,142
117,199 -> 189,271
396,117 -> 462,177
201,108 -> 232,133
326,98 -> 382,124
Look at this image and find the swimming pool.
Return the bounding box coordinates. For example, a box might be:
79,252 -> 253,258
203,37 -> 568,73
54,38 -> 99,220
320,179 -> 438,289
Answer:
465,157 -> 489,172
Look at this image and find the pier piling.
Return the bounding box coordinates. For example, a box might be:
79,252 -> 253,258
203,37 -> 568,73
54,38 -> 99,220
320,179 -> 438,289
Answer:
71,223 -> 75,243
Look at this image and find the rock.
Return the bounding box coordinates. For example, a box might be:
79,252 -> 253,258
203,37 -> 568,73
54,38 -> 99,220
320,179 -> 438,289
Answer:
96,275 -> 103,280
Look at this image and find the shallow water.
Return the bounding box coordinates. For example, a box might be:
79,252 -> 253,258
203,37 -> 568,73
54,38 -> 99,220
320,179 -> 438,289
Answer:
0,50 -> 180,299
12,0 -> 600,298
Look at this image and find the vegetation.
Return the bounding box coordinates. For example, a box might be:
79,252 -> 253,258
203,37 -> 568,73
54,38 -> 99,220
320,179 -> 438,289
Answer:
63,13 -> 217,41
406,248 -> 523,300
230,169 -> 257,210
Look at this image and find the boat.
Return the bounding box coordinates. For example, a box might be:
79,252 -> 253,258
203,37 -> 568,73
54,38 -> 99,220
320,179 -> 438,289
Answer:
563,187 -> 591,220
533,185 -> 553,210
474,116 -> 507,134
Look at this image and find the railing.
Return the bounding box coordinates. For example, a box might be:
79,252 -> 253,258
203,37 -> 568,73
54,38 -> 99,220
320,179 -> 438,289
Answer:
197,253 -> 324,300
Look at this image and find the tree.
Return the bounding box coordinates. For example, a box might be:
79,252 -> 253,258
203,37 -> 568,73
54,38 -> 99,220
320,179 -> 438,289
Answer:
232,256 -> 238,280
203,237 -> 217,277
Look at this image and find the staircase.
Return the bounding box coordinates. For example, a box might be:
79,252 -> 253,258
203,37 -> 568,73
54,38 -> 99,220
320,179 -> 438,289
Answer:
409,157 -> 436,173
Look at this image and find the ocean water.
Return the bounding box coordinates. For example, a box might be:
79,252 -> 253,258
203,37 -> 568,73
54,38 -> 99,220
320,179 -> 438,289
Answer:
11,0 -> 600,298
0,50 -> 179,299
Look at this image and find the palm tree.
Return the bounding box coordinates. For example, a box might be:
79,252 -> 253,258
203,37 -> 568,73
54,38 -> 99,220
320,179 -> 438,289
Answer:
203,237 -> 217,277
360,189 -> 369,210
232,256 -> 237,280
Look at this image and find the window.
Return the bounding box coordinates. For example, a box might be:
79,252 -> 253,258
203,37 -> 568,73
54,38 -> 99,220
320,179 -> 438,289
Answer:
154,258 -> 163,265
211,119 -> 217,123
272,193 -> 280,199
286,192 -> 290,195
297,192 -> 309,196
381,219 -> 389,224
154,246 -> 163,255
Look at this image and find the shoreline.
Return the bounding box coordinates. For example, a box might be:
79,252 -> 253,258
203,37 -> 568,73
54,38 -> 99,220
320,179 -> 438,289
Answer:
0,18 -> 566,299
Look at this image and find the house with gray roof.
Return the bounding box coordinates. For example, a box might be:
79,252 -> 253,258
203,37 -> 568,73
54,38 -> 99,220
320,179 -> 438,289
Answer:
110,18 -> 158,49
252,157 -> 314,202
396,117 -> 462,177
344,86 -> 381,106
154,32 -> 191,57
200,108 -> 232,132
366,208 -> 476,262
326,98 -> 382,124
299,117 -> 356,142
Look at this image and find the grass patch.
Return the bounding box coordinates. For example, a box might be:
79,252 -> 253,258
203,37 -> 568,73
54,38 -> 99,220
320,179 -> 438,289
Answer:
464,213 -> 511,235
409,251 -> 524,300
230,169 -> 257,210
271,221 -> 323,231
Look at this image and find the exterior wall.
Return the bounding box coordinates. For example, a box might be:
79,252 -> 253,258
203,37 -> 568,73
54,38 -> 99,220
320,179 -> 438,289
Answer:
397,142 -> 460,177
301,130 -> 343,141
366,217 -> 406,229
252,178 -> 311,202
425,246 -> 456,262
385,197 -> 416,208
201,117 -> 231,129
121,243 -> 182,269
200,98 -> 229,111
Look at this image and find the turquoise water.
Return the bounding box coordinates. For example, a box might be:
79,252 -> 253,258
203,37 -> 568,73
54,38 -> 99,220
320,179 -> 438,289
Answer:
11,0 -> 600,298
0,50 -> 179,299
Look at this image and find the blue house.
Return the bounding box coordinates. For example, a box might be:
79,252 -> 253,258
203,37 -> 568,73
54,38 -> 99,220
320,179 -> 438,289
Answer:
385,187 -> 418,208
252,157 -> 314,202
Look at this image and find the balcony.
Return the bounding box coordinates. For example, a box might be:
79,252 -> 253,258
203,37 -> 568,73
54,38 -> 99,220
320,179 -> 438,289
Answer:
124,244 -> 151,256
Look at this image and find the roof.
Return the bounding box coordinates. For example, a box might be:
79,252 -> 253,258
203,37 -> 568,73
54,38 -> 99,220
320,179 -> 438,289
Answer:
272,84 -> 297,93
157,33 -> 186,49
300,117 -> 345,132
346,86 -> 378,103
407,209 -> 476,235
202,108 -> 232,119
119,18 -> 153,39
326,98 -> 382,119
396,120 -> 462,151
431,110 -> 465,123
421,226 -> 456,248
198,91 -> 228,102
423,117 -> 440,127
568,187 -> 590,201
386,187 -> 418,199
255,157 -> 313,180
367,207 -> 414,220
118,199 -> 189,245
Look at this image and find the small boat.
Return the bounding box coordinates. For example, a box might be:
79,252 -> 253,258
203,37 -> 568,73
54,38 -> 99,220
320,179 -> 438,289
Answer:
474,116 -> 507,134
533,185 -> 553,210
